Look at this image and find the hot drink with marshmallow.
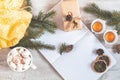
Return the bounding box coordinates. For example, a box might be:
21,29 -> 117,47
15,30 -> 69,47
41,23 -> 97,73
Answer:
7,47 -> 36,72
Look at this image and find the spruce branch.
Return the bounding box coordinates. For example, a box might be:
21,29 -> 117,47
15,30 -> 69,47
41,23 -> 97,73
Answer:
30,11 -> 57,33
84,3 -> 120,34
12,37 -> 55,50
115,23 -> 120,34
25,27 -> 44,39
14,12 -> 56,50
59,43 -> 66,54
15,10 -> 57,50
84,3 -> 113,20
12,1 -> 57,50
59,43 -> 73,55
15,11 -> 57,50
25,0 -> 32,12
42,11 -> 56,21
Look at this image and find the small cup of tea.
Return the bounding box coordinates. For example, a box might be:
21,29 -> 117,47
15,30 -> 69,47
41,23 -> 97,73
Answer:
7,47 -> 37,72
91,19 -> 106,34
103,30 -> 118,45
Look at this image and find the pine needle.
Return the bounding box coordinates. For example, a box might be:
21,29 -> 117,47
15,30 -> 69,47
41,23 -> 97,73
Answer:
25,27 -> 44,39
84,3 -> 120,34
42,11 -> 56,21
30,11 -> 57,33
59,43 -> 66,54
25,0 -> 32,12
116,23 -> 120,34
13,0 -> 57,50
59,43 -> 73,55
12,37 -> 55,50
84,3 -> 113,20
15,10 -> 57,50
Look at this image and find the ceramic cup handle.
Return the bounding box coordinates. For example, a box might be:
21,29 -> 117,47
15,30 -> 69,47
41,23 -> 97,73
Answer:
31,64 -> 37,70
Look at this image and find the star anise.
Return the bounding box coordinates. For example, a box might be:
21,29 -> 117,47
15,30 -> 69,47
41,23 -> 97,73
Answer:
96,49 -> 104,55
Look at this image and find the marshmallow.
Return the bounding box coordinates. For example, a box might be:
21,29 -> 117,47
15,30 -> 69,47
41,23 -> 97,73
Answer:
18,48 -> 24,53
23,64 -> 30,70
12,50 -> 19,57
21,52 -> 29,58
17,64 -> 23,71
9,62 -> 16,69
24,58 -> 31,65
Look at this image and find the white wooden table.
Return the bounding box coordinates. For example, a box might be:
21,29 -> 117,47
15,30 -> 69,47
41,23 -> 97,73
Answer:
0,0 -> 120,80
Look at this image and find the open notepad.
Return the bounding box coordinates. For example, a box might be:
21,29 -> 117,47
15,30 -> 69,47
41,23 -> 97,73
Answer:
38,22 -> 116,80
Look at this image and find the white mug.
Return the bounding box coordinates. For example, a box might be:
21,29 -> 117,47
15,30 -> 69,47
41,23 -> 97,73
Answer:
7,47 -> 37,72
103,30 -> 118,45
91,19 -> 106,34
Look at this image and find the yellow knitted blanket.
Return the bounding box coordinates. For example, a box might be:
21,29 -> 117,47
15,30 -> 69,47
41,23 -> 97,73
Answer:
0,0 -> 32,49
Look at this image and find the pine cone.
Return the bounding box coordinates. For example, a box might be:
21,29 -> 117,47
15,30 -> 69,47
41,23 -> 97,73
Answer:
65,45 -> 73,53
113,44 -> 120,54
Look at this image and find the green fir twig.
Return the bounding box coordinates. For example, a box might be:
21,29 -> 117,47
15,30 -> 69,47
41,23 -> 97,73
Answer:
59,43 -> 73,55
30,11 -> 57,33
12,0 -> 57,50
25,27 -> 44,39
59,43 -> 67,54
84,3 -> 120,34
12,37 -> 55,50
25,0 -> 32,12
115,23 -> 120,34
